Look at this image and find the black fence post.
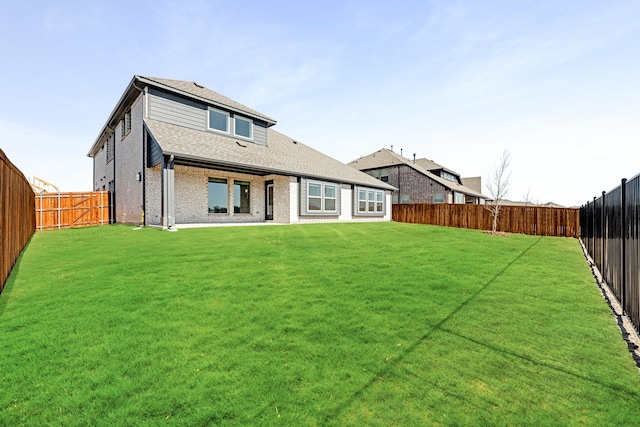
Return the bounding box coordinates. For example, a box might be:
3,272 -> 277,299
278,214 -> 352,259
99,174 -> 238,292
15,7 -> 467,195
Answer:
601,190 -> 606,273
591,196 -> 596,257
621,178 -> 627,314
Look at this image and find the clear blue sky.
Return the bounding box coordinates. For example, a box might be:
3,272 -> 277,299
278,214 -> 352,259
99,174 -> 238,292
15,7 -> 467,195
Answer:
2,0 -> 639,206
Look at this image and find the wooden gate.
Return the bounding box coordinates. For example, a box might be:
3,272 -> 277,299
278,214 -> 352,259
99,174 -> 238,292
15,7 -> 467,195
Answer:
35,191 -> 109,230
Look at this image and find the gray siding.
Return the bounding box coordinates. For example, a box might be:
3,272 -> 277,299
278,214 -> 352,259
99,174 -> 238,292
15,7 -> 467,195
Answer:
253,121 -> 267,146
148,88 -> 206,131
147,87 -> 268,146
147,132 -> 163,167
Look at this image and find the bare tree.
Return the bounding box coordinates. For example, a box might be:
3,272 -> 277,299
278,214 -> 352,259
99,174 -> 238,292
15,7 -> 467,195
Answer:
522,189 -> 534,206
485,150 -> 511,234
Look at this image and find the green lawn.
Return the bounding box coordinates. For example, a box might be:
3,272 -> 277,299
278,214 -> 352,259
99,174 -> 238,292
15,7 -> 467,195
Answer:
1,222 -> 639,426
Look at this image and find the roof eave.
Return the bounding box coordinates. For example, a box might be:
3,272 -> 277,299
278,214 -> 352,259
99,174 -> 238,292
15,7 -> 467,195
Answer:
162,151 -> 395,191
138,76 -> 277,127
87,75 -> 142,157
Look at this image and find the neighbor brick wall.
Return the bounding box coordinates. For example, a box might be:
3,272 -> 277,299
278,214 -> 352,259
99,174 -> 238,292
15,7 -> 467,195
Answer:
389,164 -> 447,204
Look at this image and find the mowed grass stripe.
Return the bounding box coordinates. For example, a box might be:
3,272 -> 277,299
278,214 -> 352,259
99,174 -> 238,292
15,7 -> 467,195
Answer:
1,223 -> 639,426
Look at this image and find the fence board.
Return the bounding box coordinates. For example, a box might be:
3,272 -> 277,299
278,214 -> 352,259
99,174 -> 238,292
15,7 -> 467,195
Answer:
1,149 -> 35,293
392,204 -> 580,238
35,191 -> 109,230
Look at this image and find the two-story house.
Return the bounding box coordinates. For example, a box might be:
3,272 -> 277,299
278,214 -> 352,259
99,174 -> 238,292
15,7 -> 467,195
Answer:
348,148 -> 487,204
87,76 -> 395,227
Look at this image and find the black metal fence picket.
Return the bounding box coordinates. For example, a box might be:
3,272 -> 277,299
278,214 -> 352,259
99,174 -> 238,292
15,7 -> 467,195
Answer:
581,175 -> 640,335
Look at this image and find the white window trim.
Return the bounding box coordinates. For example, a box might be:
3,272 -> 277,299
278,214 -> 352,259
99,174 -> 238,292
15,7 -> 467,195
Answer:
305,180 -> 338,214
207,107 -> 231,134
233,115 -> 253,140
356,187 -> 385,215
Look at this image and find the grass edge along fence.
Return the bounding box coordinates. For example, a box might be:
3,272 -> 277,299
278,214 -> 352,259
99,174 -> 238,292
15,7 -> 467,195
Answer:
35,191 -> 109,230
0,149 -> 35,293
393,204 -> 580,238
580,174 -> 640,335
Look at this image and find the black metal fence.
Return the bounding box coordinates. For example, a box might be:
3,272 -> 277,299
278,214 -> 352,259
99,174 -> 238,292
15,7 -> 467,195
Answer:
581,175 -> 640,334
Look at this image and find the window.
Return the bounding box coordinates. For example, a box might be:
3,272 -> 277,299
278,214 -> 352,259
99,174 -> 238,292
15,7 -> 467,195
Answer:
308,183 -> 322,211
306,181 -> 338,213
442,171 -> 456,182
234,116 -> 253,139
208,178 -> 228,213
401,194 -> 410,204
368,168 -> 389,182
106,134 -> 114,164
124,110 -> 131,135
324,185 -> 336,211
208,108 -> 230,133
234,181 -> 250,214
358,189 -> 367,212
455,192 -> 465,204
358,188 -> 384,214
433,192 -> 444,203
380,168 -> 389,182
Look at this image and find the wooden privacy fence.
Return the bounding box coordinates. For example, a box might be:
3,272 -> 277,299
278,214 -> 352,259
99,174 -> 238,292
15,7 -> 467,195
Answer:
35,191 -> 109,230
1,149 -> 35,293
393,204 -> 580,238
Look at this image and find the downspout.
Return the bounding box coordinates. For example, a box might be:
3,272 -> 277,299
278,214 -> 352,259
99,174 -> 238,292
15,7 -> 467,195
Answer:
108,126 -> 116,224
168,154 -> 175,229
142,128 -> 147,227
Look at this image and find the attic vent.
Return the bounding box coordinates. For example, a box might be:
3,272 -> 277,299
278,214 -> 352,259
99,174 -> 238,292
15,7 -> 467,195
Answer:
193,81 -> 204,88
236,141 -> 247,147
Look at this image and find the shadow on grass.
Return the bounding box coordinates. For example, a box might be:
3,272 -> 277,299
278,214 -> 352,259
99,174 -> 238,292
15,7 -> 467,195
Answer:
439,327 -> 640,397
324,236 -> 546,422
0,238 -> 34,317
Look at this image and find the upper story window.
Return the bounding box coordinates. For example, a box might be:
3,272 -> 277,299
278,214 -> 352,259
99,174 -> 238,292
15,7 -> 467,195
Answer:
234,116 -> 253,139
106,133 -> 114,164
208,108 -> 230,133
121,110 -> 131,139
368,168 -> 389,182
442,171 -> 456,182
208,108 -> 254,140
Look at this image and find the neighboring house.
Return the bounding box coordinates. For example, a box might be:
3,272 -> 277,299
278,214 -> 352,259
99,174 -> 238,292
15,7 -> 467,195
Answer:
348,148 -> 487,204
501,200 -> 567,208
87,76 -> 395,227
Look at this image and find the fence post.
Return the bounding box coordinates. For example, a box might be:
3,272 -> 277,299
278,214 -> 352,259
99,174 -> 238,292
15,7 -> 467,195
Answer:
601,191 -> 606,272
621,178 -> 627,313
592,197 -> 596,257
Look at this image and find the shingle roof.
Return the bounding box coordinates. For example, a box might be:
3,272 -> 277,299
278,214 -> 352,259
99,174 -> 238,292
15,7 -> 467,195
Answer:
349,148 -> 485,198
139,76 -> 276,125
144,118 -> 395,190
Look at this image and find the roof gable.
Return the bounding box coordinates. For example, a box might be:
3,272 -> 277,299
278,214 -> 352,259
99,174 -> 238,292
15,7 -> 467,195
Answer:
349,148 -> 485,198
139,76 -> 276,125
